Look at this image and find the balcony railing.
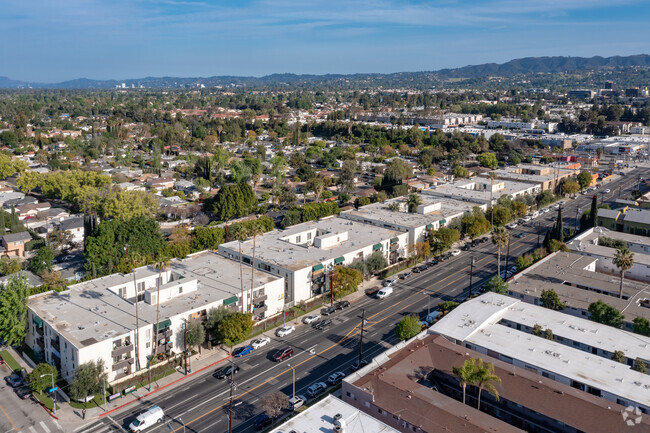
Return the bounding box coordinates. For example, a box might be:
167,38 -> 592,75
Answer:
35,327 -> 44,337
111,343 -> 133,357
252,293 -> 268,303
51,339 -> 60,352
253,304 -> 268,314
157,340 -> 172,349
114,369 -> 131,380
157,329 -> 172,339
112,357 -> 134,371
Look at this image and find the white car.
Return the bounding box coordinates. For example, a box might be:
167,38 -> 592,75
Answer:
604,189 -> 611,194
522,216 -> 532,222
303,314 -> 321,324
251,336 -> 271,349
450,249 -> 461,256
506,223 -> 518,229
276,325 -> 295,337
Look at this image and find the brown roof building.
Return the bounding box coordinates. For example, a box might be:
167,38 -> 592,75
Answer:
343,334 -> 649,433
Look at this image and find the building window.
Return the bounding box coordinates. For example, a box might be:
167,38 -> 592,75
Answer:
179,286 -> 183,294
346,391 -> 355,399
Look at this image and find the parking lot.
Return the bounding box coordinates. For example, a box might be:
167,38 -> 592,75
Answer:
0,364 -> 63,433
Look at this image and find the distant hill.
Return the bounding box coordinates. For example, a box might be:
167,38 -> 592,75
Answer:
2,54 -> 649,89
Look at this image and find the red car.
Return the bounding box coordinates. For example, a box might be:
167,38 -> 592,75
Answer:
273,347 -> 294,362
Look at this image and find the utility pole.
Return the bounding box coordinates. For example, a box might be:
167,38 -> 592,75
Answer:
575,207 -> 581,233
183,319 -> 188,375
536,222 -> 541,248
504,236 -> 511,278
469,257 -> 476,298
288,363 -> 296,409
358,309 -> 366,364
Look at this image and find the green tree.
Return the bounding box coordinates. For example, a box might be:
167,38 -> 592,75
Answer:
452,165 -> 469,178
485,275 -> 508,294
613,247 -> 634,299
611,350 -> 626,363
27,363 -> 58,395
190,226 -> 225,252
491,226 -> 509,278
429,227 -> 460,254
589,194 -> 599,228
394,314 -> 422,341
544,328 -> 554,340
577,171 -> 593,190
461,213 -> 491,239
339,159 -> 357,194
474,358 -> 501,411
561,180 -> 580,196
30,246 -> 55,275
331,267 -> 363,300
476,152 -> 498,169
540,289 -> 565,311
532,324 -> 543,337
407,193 -> 422,213
588,300 -> 624,328
633,358 -> 647,373
366,251 -> 389,274
354,196 -> 371,209
452,358 -> 477,405
535,190 -> 555,208
206,306 -> 232,342
217,312 -> 253,349
0,273 -> 30,345
69,360 -> 107,403
186,321 -> 206,351
632,317 -> 650,336
204,183 -> 257,221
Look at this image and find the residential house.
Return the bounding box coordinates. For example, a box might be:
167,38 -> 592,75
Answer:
1,232 -> 32,257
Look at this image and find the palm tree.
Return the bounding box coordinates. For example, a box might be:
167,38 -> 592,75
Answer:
474,358 -> 501,411
249,224 -> 263,313
229,224 -> 249,313
488,172 -> 497,231
153,253 -> 170,358
407,193 -> 422,213
491,226 -> 509,278
452,358 -> 477,405
613,247 -> 634,299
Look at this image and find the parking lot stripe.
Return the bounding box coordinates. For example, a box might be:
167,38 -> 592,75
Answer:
0,403 -> 18,432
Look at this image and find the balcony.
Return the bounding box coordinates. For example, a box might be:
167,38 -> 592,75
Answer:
51,339 -> 60,352
157,340 -> 172,349
111,343 -> 133,357
35,327 -> 44,337
35,337 -> 44,349
252,293 -> 268,303
253,304 -> 268,314
114,369 -> 131,380
157,329 -> 172,339
112,357 -> 134,371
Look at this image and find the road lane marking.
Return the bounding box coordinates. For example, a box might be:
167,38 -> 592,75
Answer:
39,421 -> 50,433
0,403 -> 18,432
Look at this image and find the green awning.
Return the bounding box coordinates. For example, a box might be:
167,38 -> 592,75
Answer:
224,296 -> 238,306
390,237 -> 398,244
334,257 -> 345,264
154,319 -> 171,332
32,316 -> 43,328
439,219 -> 447,225
426,224 -> 433,230
312,264 -> 324,272
373,243 -> 382,251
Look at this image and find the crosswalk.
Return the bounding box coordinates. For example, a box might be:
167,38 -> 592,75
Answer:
14,420 -> 62,433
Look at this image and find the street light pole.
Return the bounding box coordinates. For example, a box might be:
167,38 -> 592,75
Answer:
182,319 -> 188,375
40,373 -> 56,414
287,363 -> 296,409
179,417 -> 185,433
575,207 -> 581,233
469,257 -> 476,298
358,309 -> 366,365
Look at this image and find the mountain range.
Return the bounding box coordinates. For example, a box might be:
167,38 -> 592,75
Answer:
1,54 -> 649,89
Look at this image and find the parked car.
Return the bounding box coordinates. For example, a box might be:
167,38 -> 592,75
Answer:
255,414 -> 275,430
213,364 -> 239,379
479,237 -> 488,243
516,232 -> 526,238
365,286 -> 381,296
382,278 -> 397,287
461,244 -> 471,251
335,300 -> 350,310
233,345 -> 254,357
604,189 -> 611,194
471,239 -> 480,247
506,223 -> 518,229
350,359 -> 370,371
450,249 -> 461,256
428,259 -> 439,266
288,395 -> 305,410
313,319 -> 332,330
327,371 -> 346,385
321,305 -> 337,316
398,272 -> 409,279
418,264 -> 429,271
376,287 -> 393,299
276,325 -> 295,337
251,337 -> 271,349
521,216 -> 532,222
303,314 -> 321,324
5,373 -> 22,388
306,382 -> 327,397
412,266 -> 421,273
14,386 -> 32,400
273,346 -> 294,361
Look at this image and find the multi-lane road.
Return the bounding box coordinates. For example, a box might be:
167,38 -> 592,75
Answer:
59,168 -> 650,433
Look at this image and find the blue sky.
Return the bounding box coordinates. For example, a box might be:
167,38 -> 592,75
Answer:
2,0 -> 649,82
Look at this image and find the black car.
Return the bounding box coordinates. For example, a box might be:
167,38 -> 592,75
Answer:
461,244 -> 471,251
350,359 -> 370,371
14,386 -> 32,400
412,267 -> 421,273
428,259 -> 439,266
480,237 -> 488,243
321,305 -> 337,316
313,319 -> 332,330
5,373 -> 22,388
335,300 -> 350,310
471,239 -> 480,247
256,414 -> 275,430
365,286 -> 381,296
213,364 -> 239,379
516,232 -> 526,238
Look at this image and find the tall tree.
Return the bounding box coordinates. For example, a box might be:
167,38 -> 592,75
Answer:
0,272 -> 30,345
590,194 -> 599,228
613,247 -> 634,299
407,193 -> 422,213
153,253 -> 170,358
474,358 -> 501,411
488,172 -> 497,230
229,224 -> 249,313
70,359 -> 107,402
452,358 -> 477,405
491,227 -> 509,278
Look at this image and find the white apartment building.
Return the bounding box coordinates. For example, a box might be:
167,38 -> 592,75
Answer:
423,178 -> 540,206
218,217 -> 409,304
26,251 -> 284,384
430,293 -> 650,413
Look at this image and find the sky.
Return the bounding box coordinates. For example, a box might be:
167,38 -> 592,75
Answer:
1,0 -> 649,82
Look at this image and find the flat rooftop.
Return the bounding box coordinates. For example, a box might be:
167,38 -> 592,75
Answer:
568,227 -> 650,267
29,251 -> 281,347
572,226 -> 650,248
348,334 -> 649,433
509,251 -> 650,322
341,195 -> 477,228
423,179 -> 538,204
219,217 -> 404,271
430,293 -> 650,408
269,395 -> 398,433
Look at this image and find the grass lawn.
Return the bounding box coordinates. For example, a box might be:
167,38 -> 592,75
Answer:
0,350 -> 23,372
32,391 -> 60,412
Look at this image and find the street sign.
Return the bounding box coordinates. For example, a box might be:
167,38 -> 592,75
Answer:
49,386 -> 58,393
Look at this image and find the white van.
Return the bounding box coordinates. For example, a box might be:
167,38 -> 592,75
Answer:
376,287 -> 393,299
129,406 -> 165,432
